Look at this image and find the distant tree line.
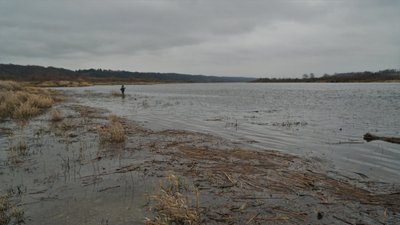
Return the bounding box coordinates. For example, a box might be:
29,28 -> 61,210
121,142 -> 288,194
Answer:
0,64 -> 79,81
1,63 -> 399,83
254,69 -> 400,83
0,64 -> 254,83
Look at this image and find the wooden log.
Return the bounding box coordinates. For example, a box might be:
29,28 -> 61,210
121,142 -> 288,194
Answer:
363,133 -> 400,144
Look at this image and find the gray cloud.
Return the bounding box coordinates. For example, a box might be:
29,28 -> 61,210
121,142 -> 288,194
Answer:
0,0 -> 399,77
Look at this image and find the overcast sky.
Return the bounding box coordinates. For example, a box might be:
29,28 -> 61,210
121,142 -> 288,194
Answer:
0,0 -> 399,78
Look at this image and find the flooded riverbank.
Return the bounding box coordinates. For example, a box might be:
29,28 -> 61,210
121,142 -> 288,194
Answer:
0,104 -> 155,224
62,83 -> 400,183
1,83 -> 399,224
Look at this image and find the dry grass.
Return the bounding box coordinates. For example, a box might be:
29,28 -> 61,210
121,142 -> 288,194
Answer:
49,109 -> 63,122
12,101 -> 40,120
0,193 -> 24,225
145,174 -> 200,225
7,134 -> 30,164
75,105 -> 98,117
0,81 -> 22,91
97,115 -> 126,143
0,81 -> 56,121
36,80 -> 92,87
58,119 -> 78,131
108,114 -> 120,123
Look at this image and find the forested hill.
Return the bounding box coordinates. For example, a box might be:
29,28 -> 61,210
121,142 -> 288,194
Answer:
0,64 -> 255,83
76,69 -> 255,82
254,69 -> 400,83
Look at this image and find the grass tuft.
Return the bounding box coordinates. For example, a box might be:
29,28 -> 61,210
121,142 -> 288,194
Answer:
97,115 -> 126,143
145,173 -> 200,225
49,109 -> 63,122
0,193 -> 24,225
12,101 -> 39,120
8,136 -> 29,164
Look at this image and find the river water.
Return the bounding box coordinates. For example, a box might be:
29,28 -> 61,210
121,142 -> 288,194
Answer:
64,83 -> 400,183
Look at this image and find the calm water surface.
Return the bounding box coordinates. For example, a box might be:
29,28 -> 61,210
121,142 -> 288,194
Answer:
64,83 -> 400,182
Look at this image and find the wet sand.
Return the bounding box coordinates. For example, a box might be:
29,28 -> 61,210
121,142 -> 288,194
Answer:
0,91 -> 399,224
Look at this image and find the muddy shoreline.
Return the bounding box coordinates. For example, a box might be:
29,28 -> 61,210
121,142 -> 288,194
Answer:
1,90 -> 399,224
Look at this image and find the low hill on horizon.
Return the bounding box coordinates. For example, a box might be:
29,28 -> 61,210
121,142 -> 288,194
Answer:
0,63 -> 255,83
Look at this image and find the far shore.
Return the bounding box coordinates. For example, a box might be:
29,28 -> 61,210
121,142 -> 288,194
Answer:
7,79 -> 400,89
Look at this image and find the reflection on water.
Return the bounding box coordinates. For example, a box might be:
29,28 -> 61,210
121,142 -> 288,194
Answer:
63,83 -> 400,182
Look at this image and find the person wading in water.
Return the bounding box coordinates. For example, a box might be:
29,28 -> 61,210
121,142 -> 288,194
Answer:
120,85 -> 126,96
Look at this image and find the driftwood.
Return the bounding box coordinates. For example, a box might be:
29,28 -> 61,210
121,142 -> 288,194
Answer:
363,133 -> 400,144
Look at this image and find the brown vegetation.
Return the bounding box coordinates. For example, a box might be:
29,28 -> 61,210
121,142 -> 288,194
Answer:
97,115 -> 126,143
49,109 -> 63,122
145,174 -> 200,225
8,138 -> 29,164
132,127 -> 400,224
34,80 -> 92,87
0,81 -> 56,121
0,193 -> 24,225
74,105 -> 100,117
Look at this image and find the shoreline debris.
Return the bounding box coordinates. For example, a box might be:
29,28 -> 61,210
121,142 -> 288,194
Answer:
364,133 -> 400,144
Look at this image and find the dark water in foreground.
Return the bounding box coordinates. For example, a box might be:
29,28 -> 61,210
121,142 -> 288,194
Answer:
65,83 -> 400,182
